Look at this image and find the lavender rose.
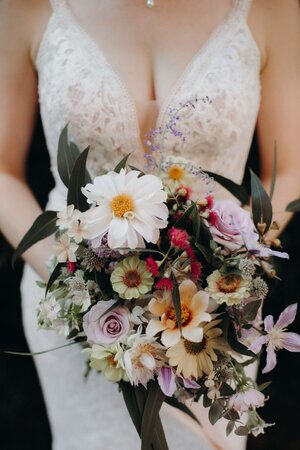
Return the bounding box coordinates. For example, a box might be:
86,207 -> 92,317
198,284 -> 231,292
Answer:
210,200 -> 255,251
83,300 -> 130,344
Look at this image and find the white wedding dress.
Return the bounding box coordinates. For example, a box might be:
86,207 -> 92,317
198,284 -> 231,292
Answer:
21,0 -> 261,449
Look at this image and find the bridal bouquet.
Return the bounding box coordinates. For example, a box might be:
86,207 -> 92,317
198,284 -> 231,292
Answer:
14,103 -> 300,448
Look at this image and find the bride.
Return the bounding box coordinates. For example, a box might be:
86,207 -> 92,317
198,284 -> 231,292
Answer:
0,0 -> 299,449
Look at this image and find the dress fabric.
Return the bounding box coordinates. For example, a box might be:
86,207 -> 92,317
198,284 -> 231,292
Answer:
21,0 -> 261,449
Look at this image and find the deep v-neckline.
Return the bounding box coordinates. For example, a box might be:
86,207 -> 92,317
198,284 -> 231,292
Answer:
39,0 -> 241,153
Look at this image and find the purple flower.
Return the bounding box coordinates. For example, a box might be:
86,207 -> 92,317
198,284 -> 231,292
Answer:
228,388 -> 265,413
210,200 -> 255,251
158,366 -> 177,397
250,303 -> 300,373
83,300 -> 130,345
242,231 -> 289,259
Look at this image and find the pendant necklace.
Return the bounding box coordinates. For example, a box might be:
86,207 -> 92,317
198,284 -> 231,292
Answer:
146,0 -> 155,8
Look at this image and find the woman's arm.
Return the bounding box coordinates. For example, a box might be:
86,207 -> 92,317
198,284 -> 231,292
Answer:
254,0 -> 300,241
0,0 -> 52,281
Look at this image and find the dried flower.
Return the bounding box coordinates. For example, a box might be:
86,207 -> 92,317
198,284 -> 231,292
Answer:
251,277 -> 269,300
154,278 -> 174,291
145,257 -> 159,277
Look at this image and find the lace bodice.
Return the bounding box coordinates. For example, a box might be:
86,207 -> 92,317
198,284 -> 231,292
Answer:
36,0 -> 261,209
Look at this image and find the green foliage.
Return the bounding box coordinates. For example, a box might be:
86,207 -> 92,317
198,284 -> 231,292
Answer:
250,169 -> 273,235
204,171 -> 250,205
67,147 -> 90,211
114,153 -> 131,173
12,211 -> 58,265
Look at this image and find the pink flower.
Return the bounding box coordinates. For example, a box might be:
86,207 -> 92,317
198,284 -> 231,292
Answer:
191,260 -> 202,281
176,185 -> 192,201
158,367 -> 177,396
67,261 -> 76,273
250,303 -> 300,373
154,278 -> 174,291
228,388 -> 265,413
145,257 -> 159,277
168,227 -> 189,249
83,300 -> 130,345
210,200 -> 254,251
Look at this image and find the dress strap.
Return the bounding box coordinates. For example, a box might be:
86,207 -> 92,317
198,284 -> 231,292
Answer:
49,0 -> 66,11
234,0 -> 252,18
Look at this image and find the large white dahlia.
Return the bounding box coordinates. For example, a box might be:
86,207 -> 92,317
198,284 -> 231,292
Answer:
81,169 -> 168,249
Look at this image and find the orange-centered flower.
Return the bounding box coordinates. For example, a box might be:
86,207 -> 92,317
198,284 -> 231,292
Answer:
146,279 -> 211,347
168,165 -> 185,181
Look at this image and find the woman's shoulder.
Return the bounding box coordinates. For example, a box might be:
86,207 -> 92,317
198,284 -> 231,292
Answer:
0,0 -> 52,63
250,0 -> 300,71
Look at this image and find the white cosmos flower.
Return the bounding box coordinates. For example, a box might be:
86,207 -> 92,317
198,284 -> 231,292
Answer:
67,218 -> 89,244
53,233 -> 78,262
56,205 -> 81,229
81,169 -> 168,250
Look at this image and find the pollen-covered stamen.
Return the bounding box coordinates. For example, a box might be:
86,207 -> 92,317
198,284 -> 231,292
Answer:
168,165 -> 185,181
110,194 -> 135,218
217,274 -> 242,293
167,304 -> 191,326
123,269 -> 142,288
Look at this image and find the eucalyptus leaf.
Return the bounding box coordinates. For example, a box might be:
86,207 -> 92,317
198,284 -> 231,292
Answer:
114,153 -> 131,173
57,125 -> 80,188
226,421 -> 235,437
204,171 -> 250,205
45,262 -> 65,296
195,242 -> 213,263
223,409 -> 240,421
227,320 -> 255,357
208,400 -> 224,425
286,199 -> 300,212
235,426 -> 249,436
67,147 -> 90,211
250,169 -> 273,234
13,211 -> 58,265
219,383 -> 235,397
120,382 -> 143,437
141,381 -> 165,450
202,394 -> 212,408
170,271 -> 182,333
164,397 -> 201,425
258,381 -> 272,392
191,206 -> 201,242
243,300 -> 262,322
173,203 -> 196,228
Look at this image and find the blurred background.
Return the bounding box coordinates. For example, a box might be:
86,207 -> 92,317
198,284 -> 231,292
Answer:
0,114 -> 299,450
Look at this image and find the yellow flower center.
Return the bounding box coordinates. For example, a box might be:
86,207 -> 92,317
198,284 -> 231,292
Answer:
167,304 -> 190,326
184,338 -> 206,355
217,274 -> 242,293
168,165 -> 185,181
110,194 -> 134,218
123,269 -> 141,288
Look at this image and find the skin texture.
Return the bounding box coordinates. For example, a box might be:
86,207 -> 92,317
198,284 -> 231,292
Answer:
0,2 -> 299,448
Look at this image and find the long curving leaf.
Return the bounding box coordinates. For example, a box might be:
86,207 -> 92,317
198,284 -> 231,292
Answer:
170,271 -> 182,333
120,382 -> 143,437
12,211 -> 58,265
114,153 -> 131,173
204,171 -> 250,205
141,381 -> 166,450
45,262 -> 65,296
57,125 -> 81,188
164,397 -> 201,425
286,198 -> 300,212
250,169 -> 273,235
269,143 -> 277,201
174,203 -> 196,228
67,147 -> 90,211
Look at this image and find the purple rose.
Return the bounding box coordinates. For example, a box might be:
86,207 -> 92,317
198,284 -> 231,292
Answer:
83,300 -> 130,344
210,200 -> 255,251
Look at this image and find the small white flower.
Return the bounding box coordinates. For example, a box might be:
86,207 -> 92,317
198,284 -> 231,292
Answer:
228,387 -> 265,413
129,306 -> 148,325
67,218 -> 89,244
52,319 -> 69,336
38,295 -> 61,322
124,331 -> 165,387
53,233 -> 78,262
56,205 -> 81,229
72,290 -> 91,312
